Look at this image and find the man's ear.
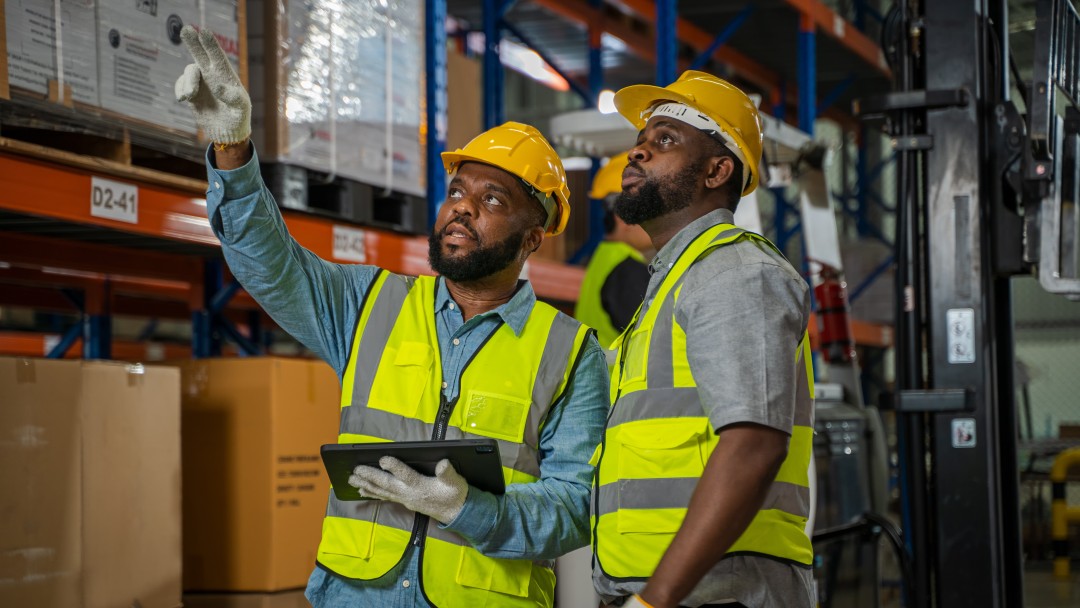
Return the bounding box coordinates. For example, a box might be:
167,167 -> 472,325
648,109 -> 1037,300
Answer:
704,156 -> 735,190
523,225 -> 545,256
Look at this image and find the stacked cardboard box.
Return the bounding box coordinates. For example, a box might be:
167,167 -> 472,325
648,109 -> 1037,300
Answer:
2,0 -> 245,141
184,589 -> 311,608
173,357 -> 339,592
0,358 -> 182,608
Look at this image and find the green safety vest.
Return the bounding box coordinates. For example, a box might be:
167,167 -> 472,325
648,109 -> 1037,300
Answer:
574,241 -> 648,349
592,223 -> 815,584
318,272 -> 592,607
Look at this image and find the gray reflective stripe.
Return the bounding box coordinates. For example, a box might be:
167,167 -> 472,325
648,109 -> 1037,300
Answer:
648,295 -> 676,387
761,479 -> 811,515
348,406 -> 433,443
342,275 -> 414,434
597,477 -> 809,517
426,519 -> 469,546
596,477 -> 699,514
793,339 -> 814,427
528,313 -> 583,448
507,440 -> 540,478
709,226 -> 746,245
608,387 -> 703,426
441,425 -> 541,478
326,495 -> 417,533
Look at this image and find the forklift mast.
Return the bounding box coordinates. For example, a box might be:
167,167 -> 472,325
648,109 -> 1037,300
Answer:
861,0 -> 1080,606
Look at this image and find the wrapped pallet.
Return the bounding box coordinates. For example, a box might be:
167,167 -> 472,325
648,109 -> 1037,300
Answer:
249,0 -> 425,199
2,0 -> 246,160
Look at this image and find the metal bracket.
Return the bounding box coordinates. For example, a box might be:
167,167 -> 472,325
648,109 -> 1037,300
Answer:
853,89 -> 969,118
895,388 -> 976,413
891,134 -> 934,151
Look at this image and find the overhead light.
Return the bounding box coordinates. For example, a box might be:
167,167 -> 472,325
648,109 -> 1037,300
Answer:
598,90 -> 617,114
499,40 -> 569,91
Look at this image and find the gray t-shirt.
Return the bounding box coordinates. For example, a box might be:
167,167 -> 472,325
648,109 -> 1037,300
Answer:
597,208 -> 815,608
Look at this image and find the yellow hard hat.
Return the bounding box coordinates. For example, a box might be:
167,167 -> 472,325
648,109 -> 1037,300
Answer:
613,70 -> 764,195
589,154 -> 630,199
441,122 -> 571,236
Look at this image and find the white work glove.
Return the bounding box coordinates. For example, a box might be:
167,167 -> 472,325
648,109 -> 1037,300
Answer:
175,25 -> 251,145
618,595 -> 655,608
349,456 -> 469,524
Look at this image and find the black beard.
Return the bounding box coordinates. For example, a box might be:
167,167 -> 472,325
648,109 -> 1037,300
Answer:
614,160 -> 702,225
428,224 -> 525,282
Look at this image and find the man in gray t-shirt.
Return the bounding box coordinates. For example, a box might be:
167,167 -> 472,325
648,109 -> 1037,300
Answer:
591,71 -> 815,608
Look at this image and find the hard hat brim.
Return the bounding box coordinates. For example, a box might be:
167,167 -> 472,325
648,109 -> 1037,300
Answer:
614,84 -> 702,130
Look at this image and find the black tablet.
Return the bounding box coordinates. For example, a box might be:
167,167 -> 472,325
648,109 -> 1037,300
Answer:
321,438 -> 506,501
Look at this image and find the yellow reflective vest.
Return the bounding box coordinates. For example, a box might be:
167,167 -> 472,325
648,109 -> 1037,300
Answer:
318,273 -> 592,607
592,223 -> 815,584
574,240 -> 648,349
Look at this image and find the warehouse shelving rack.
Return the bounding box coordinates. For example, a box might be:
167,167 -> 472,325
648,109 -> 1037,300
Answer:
0,136 -> 584,358
0,0 -> 894,360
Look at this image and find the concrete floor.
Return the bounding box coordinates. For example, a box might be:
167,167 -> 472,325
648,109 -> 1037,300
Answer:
1024,569 -> 1080,608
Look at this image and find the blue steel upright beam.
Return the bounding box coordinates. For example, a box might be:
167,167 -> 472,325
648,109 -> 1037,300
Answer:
483,0 -> 505,129
656,0 -> 677,86
689,3 -> 755,71
816,73 -> 855,118
426,0 -> 448,229
588,0 -> 603,104
797,13 -> 816,136
193,259 -> 225,358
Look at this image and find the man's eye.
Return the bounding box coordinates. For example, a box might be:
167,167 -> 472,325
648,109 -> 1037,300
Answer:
448,188 -> 463,199
659,134 -> 674,144
484,194 -> 503,206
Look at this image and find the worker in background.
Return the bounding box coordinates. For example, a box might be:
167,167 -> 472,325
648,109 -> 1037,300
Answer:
591,71 -> 815,608
175,27 -> 607,608
574,154 -> 652,353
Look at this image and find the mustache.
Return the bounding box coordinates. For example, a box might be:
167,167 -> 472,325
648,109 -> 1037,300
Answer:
440,219 -> 479,240
623,161 -> 645,179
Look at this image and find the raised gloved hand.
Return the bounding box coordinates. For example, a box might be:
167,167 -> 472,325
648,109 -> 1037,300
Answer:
349,456 -> 469,524
175,25 -> 251,145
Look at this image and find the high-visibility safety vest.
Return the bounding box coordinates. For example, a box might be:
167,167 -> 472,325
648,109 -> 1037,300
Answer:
592,223 -> 815,584
574,240 -> 648,349
317,272 -> 592,607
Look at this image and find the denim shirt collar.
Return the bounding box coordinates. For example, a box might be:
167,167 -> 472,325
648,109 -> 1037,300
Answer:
434,276 -> 536,336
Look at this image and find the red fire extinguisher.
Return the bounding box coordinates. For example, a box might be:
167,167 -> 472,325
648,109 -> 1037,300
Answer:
815,267 -> 856,364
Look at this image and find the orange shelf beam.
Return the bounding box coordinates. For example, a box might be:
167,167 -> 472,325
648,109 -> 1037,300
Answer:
0,146 -> 580,301
0,331 -> 198,361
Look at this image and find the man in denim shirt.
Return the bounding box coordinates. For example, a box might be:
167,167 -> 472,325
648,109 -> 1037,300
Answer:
177,27 -> 607,607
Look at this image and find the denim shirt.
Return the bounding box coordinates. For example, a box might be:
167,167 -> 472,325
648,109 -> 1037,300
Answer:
204,146 -> 608,607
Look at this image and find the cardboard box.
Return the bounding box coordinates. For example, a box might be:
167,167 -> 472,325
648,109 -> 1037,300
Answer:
446,48 -> 482,153
173,358 -> 340,592
183,590 -> 311,608
0,357 -> 182,608
3,0 -> 100,104
96,0 -> 245,135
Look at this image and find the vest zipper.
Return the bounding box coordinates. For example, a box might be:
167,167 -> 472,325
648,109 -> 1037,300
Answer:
432,394 -> 455,441
409,394 -> 457,548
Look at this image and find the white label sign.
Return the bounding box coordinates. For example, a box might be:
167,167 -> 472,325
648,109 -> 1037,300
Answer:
332,225 -> 367,263
90,176 -> 138,224
946,308 -> 975,363
952,418 -> 977,448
